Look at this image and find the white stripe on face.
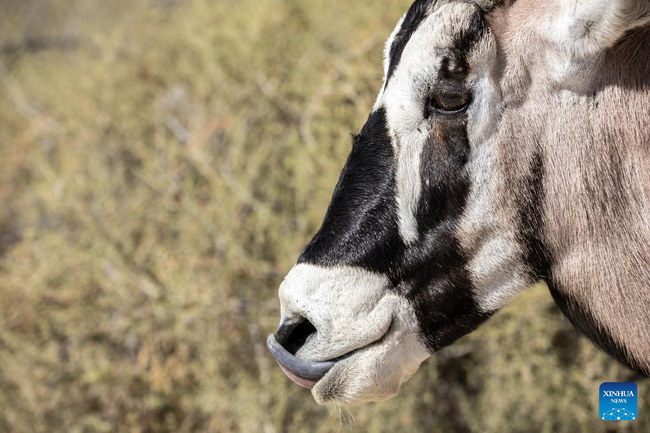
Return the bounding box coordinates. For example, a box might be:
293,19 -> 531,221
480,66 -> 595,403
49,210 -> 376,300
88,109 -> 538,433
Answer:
373,13 -> 406,113
375,3 -> 482,244
374,2 -> 529,314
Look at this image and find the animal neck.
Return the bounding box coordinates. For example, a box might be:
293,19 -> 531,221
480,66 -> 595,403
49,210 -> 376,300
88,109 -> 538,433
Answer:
493,14 -> 650,374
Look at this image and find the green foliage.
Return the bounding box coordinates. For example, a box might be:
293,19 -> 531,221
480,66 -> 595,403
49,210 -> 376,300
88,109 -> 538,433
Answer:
0,0 -> 646,431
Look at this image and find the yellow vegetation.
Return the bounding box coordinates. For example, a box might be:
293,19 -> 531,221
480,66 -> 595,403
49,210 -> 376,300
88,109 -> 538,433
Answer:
0,0 -> 646,431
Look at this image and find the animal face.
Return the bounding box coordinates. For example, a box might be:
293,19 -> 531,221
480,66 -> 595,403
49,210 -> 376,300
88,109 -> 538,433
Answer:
268,0 -> 650,404
268,0 -> 520,405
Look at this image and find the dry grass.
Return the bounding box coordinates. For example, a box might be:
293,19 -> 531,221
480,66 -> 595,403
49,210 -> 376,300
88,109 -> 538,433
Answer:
0,0 -> 647,431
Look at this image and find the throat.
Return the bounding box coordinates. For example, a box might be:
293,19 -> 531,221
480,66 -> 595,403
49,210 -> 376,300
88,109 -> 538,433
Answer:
547,279 -> 650,378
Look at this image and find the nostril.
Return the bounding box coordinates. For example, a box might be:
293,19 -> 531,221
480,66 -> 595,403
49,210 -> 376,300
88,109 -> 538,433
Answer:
276,317 -> 317,355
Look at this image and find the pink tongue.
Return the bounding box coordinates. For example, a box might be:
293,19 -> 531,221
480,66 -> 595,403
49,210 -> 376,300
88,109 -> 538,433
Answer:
277,363 -> 317,389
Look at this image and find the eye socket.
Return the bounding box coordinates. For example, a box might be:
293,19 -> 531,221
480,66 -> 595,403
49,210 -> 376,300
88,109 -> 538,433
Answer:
430,91 -> 471,113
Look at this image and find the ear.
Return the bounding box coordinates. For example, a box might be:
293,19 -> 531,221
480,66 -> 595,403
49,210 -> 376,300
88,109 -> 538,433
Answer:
551,0 -> 650,58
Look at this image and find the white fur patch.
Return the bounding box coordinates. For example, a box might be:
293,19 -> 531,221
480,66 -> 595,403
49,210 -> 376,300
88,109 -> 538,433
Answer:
278,264 -> 429,404
549,0 -> 650,58
469,234 -> 531,311
372,13 -> 407,112
379,3 -> 476,244
458,115 -> 533,312
280,264 -> 393,360
313,302 -> 428,405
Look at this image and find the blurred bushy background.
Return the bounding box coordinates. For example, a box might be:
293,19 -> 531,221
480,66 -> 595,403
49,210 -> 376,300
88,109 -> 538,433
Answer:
0,0 -> 646,432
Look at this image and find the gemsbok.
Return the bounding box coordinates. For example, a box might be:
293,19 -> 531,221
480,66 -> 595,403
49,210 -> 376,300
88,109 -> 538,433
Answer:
267,0 -> 650,404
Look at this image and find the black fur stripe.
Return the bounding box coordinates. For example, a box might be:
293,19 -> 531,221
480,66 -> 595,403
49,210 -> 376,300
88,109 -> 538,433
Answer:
298,108 -> 404,274
517,144 -> 552,280
301,3 -> 496,353
386,0 -> 436,85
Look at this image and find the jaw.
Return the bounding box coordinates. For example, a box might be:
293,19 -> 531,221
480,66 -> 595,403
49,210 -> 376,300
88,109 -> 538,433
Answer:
276,264 -> 430,405
312,326 -> 429,405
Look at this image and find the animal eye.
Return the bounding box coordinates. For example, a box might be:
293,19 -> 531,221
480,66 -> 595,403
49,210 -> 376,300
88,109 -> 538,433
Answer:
430,92 -> 471,113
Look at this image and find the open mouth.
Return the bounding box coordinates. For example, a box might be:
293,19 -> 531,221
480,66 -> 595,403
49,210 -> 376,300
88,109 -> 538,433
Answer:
266,334 -> 336,388
266,320 -> 394,389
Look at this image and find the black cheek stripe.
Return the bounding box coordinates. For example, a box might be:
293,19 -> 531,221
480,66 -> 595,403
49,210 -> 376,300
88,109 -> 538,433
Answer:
400,98 -> 488,352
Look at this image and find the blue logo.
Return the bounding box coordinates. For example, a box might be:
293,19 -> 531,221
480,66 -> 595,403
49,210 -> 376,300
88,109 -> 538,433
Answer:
600,382 -> 637,421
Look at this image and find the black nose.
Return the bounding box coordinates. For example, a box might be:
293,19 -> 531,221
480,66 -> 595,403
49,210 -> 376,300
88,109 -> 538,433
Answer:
276,316 -> 317,355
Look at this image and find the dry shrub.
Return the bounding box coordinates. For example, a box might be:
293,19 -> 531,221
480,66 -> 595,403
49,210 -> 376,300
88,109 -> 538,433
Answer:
0,0 -> 646,432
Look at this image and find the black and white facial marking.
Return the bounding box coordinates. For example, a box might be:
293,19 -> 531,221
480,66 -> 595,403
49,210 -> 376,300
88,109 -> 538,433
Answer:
269,0 -> 650,404
270,0 -> 522,405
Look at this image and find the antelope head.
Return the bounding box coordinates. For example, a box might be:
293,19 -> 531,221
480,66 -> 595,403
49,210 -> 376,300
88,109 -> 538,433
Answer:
268,0 -> 650,404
